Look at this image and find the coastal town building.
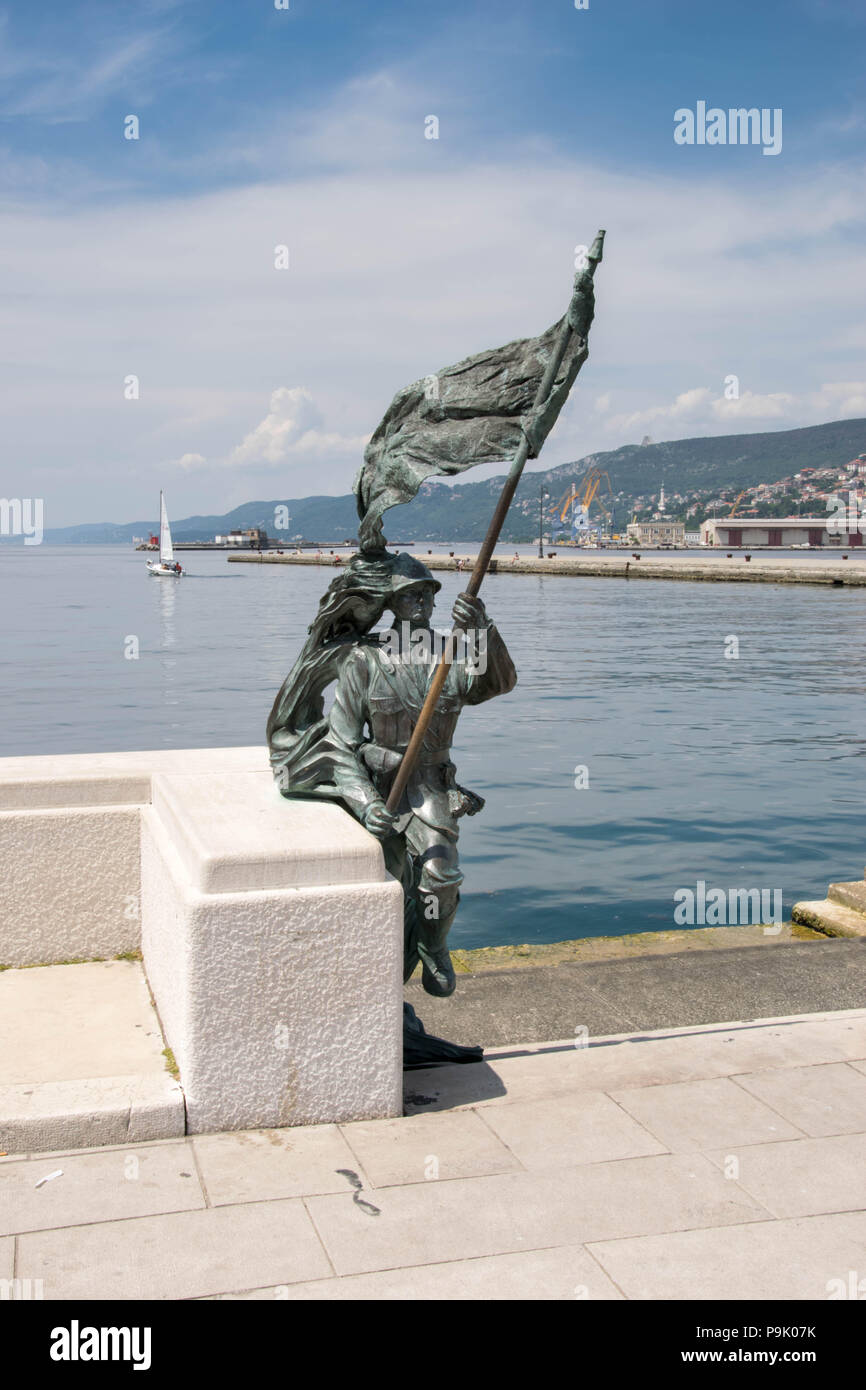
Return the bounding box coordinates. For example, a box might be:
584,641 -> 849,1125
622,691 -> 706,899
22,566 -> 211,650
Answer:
626,519 -> 685,545
701,516 -> 863,547
214,527 -> 269,547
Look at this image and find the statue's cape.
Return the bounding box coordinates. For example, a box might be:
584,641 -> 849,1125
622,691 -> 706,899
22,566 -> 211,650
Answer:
266,550 -> 398,802
353,270 -> 595,551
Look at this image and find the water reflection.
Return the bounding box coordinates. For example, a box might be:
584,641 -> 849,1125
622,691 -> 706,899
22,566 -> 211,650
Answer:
156,571 -> 180,738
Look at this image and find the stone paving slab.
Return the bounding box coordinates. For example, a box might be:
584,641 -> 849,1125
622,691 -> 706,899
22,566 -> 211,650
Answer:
0,961 -> 183,1153
477,1091 -> 667,1170
0,1237 -> 12,1280
17,1200 -> 332,1301
609,1077 -> 805,1152
705,1133 -> 866,1220
0,1143 -> 204,1236
339,1109 -> 521,1188
587,1211 -> 866,1301
303,1156 -> 770,1278
207,1245 -> 624,1300
191,1125 -> 373,1206
733,1061 -> 866,1137
0,961 -> 166,1085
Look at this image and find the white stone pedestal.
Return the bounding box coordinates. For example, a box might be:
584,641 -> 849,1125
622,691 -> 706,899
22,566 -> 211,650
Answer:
141,770 -> 404,1133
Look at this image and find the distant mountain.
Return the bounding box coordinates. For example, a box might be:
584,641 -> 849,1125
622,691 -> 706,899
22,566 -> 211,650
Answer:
23,416 -> 866,544
27,495 -> 361,546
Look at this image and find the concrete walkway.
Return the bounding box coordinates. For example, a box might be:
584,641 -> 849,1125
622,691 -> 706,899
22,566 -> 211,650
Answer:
406,934 -> 866,1047
3,1007 -> 865,1300
0,961 -> 184,1153
229,549 -> 866,587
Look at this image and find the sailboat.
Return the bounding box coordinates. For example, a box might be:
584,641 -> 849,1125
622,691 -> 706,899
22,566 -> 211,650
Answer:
146,492 -> 183,576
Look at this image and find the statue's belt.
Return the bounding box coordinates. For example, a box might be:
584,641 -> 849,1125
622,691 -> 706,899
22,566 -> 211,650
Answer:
360,743 -> 451,775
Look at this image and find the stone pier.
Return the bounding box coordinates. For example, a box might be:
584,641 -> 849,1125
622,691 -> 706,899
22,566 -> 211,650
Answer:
228,550 -> 866,586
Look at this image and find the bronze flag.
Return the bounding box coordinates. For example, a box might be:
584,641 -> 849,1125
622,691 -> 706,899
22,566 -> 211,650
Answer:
353,264 -> 597,552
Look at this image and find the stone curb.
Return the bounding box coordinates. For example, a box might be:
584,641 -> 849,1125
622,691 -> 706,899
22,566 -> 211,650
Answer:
0,1073 -> 185,1155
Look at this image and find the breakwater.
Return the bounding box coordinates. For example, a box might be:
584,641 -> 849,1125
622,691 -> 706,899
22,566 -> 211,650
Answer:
228,550 -> 866,586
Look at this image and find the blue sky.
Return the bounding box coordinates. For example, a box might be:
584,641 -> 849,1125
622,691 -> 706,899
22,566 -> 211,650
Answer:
2,0 -> 865,524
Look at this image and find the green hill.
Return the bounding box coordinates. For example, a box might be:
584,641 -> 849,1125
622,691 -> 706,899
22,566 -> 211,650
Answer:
31,416 -> 866,544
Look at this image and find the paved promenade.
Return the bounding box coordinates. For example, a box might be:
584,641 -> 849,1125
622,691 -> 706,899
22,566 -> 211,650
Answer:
3,1006 -> 865,1301
229,549 -> 866,586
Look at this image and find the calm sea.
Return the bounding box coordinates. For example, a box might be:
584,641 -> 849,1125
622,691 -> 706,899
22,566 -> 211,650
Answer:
3,543 -> 864,950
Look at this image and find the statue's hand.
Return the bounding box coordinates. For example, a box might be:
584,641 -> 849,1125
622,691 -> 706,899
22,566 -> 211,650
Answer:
363,800 -> 399,839
452,592 -> 488,630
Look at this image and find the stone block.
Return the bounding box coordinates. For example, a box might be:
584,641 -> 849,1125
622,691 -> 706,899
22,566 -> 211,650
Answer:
0,806 -> 140,967
792,897 -> 866,938
140,773 -> 404,1133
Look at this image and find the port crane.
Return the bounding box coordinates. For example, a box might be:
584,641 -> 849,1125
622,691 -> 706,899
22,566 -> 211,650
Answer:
552,468 -> 614,541
728,491 -> 747,517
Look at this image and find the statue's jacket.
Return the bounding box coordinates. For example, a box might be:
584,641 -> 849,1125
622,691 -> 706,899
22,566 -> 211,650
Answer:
326,622 -> 517,835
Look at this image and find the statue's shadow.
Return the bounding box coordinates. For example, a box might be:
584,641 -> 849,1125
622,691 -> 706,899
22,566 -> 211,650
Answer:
402,1057 -> 508,1112
402,1040 -> 584,1113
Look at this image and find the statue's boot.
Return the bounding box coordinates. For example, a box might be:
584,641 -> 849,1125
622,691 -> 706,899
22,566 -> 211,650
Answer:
418,943 -> 456,997
416,891 -> 459,997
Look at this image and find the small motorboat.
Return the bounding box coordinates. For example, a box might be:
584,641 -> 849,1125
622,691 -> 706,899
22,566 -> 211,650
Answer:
146,492 -> 183,576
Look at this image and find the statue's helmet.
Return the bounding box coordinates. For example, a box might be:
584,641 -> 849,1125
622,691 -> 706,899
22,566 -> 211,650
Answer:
388,552 -> 441,595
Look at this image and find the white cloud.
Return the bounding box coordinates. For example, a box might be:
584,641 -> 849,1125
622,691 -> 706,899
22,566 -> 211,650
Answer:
605,388 -> 715,435
3,67 -> 866,522
711,390 -> 795,420
808,381 -> 866,416
605,382 -> 866,440
228,388 -> 369,470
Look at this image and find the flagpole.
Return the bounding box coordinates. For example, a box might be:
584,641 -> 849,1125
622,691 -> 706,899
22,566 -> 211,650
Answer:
385,231 -> 605,815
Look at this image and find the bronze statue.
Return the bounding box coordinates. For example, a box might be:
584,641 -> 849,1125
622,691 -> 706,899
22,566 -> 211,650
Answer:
326,555 -> 516,997
268,233 -> 604,1065
266,551 -> 516,1063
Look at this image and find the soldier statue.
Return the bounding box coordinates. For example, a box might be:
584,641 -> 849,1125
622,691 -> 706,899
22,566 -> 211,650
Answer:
325,553 -> 516,1001
266,549 -> 516,1063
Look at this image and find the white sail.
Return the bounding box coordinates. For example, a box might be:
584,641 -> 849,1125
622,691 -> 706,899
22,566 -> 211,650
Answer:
159,491 -> 174,564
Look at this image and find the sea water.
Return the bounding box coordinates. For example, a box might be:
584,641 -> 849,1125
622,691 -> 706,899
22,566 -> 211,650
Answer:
2,544 -> 863,949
